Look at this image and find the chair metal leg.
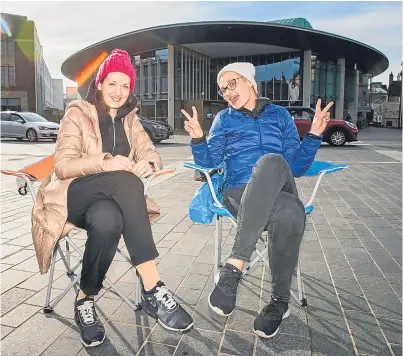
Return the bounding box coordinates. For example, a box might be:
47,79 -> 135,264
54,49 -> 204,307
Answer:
116,247 -> 132,264
243,247 -> 269,276
116,247 -> 142,310
57,244 -> 75,276
296,261 -> 307,306
103,276 -> 140,311
65,240 -> 74,276
43,246 -> 58,313
214,215 -> 222,285
65,235 -> 141,311
135,273 -> 142,310
47,274 -> 81,311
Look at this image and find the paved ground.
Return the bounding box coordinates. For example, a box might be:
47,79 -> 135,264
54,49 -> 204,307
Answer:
1,127 -> 402,356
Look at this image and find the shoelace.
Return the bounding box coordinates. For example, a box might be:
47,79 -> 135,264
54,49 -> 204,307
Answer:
262,302 -> 285,319
154,286 -> 177,310
219,270 -> 242,294
77,300 -> 95,324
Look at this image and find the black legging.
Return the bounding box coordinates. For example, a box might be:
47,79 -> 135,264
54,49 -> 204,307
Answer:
67,171 -> 159,296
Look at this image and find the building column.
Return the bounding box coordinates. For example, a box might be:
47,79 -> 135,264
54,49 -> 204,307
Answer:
350,69 -> 360,124
336,58 -> 345,121
167,44 -> 175,128
156,56 -> 161,100
139,59 -> 145,101
302,50 -> 312,107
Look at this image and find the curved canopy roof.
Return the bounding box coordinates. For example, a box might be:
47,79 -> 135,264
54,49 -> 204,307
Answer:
62,21 -> 388,85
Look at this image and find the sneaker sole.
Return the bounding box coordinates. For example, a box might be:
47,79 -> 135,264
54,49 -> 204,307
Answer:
253,308 -> 291,339
80,333 -> 106,348
158,319 -> 194,333
207,292 -> 234,317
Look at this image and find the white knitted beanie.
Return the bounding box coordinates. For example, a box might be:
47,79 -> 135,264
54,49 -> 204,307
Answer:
217,62 -> 258,93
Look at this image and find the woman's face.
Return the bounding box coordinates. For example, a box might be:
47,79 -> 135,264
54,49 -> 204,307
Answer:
218,71 -> 255,110
97,72 -> 131,109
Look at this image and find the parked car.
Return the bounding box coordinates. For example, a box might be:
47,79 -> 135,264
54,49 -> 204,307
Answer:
286,107 -> 358,146
0,111 -> 60,142
138,115 -> 173,143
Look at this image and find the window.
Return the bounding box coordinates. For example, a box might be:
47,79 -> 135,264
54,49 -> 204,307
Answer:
1,98 -> 21,111
7,39 -> 13,56
20,112 -> 47,122
8,66 -> 15,86
10,114 -> 23,122
1,113 -> 11,121
289,109 -> 313,120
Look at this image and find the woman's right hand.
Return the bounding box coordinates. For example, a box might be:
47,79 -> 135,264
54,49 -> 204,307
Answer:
181,106 -> 204,139
103,155 -> 134,172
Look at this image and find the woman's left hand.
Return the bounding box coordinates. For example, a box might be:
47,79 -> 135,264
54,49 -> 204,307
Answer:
309,99 -> 334,136
132,160 -> 154,178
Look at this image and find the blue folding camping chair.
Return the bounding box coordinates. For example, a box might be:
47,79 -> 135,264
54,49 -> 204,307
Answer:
184,160 -> 348,307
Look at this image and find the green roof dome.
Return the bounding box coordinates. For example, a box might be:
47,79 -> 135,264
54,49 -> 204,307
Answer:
268,18 -> 313,30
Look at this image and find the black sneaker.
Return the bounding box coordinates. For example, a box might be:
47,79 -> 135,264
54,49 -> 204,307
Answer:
253,297 -> 290,338
208,264 -> 242,316
141,281 -> 193,332
74,295 -> 105,347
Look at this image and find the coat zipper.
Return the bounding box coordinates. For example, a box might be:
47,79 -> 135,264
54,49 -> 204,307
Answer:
111,119 -> 116,155
255,117 -> 264,156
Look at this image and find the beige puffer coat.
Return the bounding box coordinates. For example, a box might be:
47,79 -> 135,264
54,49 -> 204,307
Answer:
31,100 -> 163,274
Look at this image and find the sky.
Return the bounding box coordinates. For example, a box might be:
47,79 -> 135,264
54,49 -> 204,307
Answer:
2,1 -> 402,91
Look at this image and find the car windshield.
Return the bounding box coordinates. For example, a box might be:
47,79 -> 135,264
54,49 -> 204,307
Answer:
22,113 -> 48,123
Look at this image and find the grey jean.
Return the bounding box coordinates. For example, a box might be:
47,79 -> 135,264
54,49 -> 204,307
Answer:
222,154 -> 306,302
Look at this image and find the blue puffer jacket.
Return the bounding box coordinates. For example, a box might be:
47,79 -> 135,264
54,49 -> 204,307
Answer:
190,100 -> 322,190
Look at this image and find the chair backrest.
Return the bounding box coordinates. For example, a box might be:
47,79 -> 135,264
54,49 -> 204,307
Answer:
20,153 -> 55,181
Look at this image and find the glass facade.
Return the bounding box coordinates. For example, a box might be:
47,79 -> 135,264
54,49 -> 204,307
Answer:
130,44 -> 376,128
132,48 -> 169,123
217,52 -> 302,106
311,55 -> 339,115
132,45 -> 303,128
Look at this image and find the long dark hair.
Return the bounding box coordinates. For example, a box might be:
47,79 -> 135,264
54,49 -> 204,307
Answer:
85,79 -> 137,112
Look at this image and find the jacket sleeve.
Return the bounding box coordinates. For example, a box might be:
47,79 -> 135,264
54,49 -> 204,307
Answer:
132,118 -> 163,171
190,112 -> 226,168
54,109 -> 111,180
281,108 -> 322,177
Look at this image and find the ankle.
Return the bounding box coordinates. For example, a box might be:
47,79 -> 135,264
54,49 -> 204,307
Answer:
143,280 -> 162,293
77,290 -> 87,301
226,259 -> 245,271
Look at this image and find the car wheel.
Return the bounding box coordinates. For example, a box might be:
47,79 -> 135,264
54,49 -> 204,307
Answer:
27,129 -> 38,142
52,138 -> 57,142
153,139 -> 162,143
16,137 -> 24,141
328,130 -> 346,146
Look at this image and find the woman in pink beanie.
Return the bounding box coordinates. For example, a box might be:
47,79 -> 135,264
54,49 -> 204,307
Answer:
32,49 -> 193,348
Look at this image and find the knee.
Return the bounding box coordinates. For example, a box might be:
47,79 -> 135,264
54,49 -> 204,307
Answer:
271,192 -> 306,230
85,200 -> 123,240
254,154 -> 287,176
108,171 -> 144,193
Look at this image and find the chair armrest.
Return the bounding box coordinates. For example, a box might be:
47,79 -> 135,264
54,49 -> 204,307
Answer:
144,168 -> 176,193
183,162 -> 223,181
304,161 -> 349,177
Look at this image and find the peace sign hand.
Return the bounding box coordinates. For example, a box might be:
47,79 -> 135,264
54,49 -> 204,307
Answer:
181,106 -> 204,139
310,99 -> 334,136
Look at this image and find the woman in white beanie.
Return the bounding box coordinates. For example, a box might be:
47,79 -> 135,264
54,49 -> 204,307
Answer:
181,62 -> 333,339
